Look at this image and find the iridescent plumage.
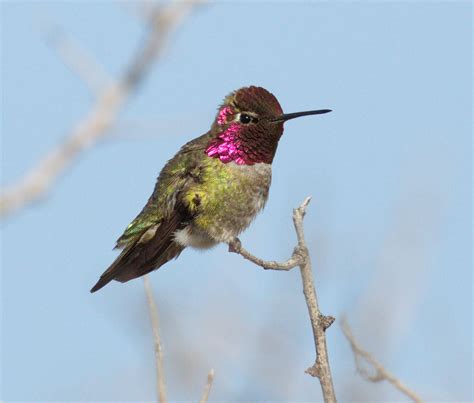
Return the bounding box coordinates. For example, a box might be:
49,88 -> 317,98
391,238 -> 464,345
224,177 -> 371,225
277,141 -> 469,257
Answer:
91,86 -> 330,292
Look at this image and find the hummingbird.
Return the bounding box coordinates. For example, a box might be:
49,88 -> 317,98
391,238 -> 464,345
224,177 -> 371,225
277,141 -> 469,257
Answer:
91,86 -> 331,292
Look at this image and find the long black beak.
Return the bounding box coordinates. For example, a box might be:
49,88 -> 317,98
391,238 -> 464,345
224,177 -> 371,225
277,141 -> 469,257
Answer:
271,109 -> 332,123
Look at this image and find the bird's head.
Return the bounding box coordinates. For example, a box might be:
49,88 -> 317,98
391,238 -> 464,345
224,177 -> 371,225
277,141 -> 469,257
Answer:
206,86 -> 331,165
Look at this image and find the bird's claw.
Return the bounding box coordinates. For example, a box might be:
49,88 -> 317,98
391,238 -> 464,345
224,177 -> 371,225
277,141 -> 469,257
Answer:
228,238 -> 242,253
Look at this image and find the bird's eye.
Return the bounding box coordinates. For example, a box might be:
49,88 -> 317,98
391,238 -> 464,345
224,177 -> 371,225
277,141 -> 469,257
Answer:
239,113 -> 252,124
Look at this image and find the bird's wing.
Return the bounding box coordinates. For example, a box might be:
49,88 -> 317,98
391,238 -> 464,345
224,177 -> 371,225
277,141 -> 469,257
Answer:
90,133 -> 210,292
115,133 -> 209,249
90,209 -> 187,292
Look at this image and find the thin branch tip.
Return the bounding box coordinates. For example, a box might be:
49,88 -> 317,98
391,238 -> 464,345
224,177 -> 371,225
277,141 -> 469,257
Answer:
143,275 -> 167,402
199,368 -> 215,403
302,195 -> 312,208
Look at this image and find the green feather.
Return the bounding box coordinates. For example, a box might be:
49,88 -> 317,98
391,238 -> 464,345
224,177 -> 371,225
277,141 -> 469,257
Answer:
114,133 -> 212,248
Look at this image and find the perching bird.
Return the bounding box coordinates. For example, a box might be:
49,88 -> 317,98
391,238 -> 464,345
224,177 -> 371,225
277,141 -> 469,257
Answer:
91,86 -> 331,292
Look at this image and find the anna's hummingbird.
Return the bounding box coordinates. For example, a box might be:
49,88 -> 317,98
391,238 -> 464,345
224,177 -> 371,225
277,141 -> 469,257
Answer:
91,86 -> 331,292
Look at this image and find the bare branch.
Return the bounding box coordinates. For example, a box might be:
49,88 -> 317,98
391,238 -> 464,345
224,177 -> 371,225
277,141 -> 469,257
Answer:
144,275 -> 215,403
229,197 -> 337,403
228,238 -> 303,271
341,317 -> 423,403
0,1 -> 203,218
144,275 -> 167,403
199,369 -> 215,403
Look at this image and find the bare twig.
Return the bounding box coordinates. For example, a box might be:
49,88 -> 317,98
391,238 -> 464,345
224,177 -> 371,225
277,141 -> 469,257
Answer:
229,238 -> 304,271
229,196 -> 337,402
341,317 -> 423,403
144,275 -> 215,402
199,368 -> 215,403
0,1 -> 202,218
144,275 -> 167,403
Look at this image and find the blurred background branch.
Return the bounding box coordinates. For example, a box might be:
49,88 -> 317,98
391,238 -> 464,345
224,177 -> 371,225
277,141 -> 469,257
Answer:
341,317 -> 423,403
199,369 -> 215,403
0,0 -> 203,218
144,275 -> 214,402
230,197 -> 337,402
144,275 -> 167,402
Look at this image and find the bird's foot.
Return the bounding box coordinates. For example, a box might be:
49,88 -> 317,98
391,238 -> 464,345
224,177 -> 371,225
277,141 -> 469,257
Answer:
228,237 -> 242,253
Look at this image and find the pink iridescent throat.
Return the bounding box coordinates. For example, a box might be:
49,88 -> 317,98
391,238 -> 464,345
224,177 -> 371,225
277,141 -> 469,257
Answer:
206,106 -> 253,165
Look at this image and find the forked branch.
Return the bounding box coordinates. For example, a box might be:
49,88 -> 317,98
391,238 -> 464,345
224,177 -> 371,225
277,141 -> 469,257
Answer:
228,197 -> 337,403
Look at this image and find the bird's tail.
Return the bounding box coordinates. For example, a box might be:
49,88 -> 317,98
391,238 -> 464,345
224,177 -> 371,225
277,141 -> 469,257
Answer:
90,236 -> 184,293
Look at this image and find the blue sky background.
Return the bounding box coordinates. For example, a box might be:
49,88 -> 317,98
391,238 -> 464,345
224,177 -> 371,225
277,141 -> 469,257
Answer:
1,1 -> 472,401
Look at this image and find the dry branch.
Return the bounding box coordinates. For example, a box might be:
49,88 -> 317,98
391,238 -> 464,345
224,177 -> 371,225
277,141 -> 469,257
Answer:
199,369 -> 215,403
144,275 -> 167,403
341,317 -> 423,403
228,197 -> 337,403
0,1 -> 202,218
144,275 -> 216,402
